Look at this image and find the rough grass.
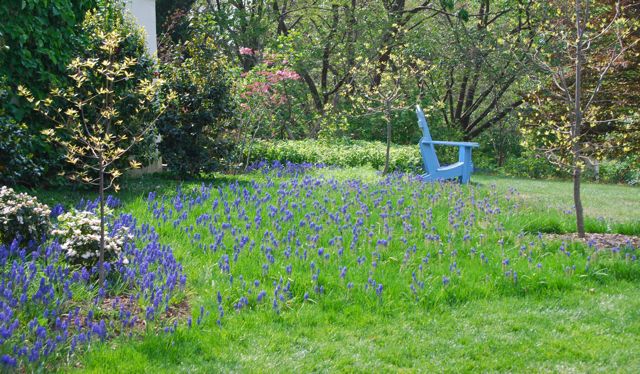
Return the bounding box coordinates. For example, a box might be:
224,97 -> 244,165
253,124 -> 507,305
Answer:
22,167 -> 640,372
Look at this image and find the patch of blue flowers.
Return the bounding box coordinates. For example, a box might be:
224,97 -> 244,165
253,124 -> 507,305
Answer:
0,213 -> 186,369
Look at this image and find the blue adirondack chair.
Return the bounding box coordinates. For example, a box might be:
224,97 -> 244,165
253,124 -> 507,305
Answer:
416,105 -> 479,184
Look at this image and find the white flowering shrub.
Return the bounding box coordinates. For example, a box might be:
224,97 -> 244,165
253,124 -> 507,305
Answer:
0,186 -> 51,245
52,210 -> 131,267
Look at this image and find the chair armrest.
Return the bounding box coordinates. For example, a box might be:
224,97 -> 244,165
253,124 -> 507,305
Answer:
421,140 -> 479,148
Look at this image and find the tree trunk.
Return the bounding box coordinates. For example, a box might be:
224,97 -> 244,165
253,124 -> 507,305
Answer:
497,152 -> 505,167
99,158 -> 106,286
383,102 -> 392,174
573,0 -> 585,238
573,165 -> 585,237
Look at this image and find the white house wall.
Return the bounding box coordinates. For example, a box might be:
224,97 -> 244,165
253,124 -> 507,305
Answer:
124,0 -> 157,55
123,0 -> 162,176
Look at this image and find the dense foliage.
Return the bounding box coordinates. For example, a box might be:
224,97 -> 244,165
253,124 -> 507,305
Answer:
0,116 -> 43,185
0,0 -> 95,119
156,13 -> 233,177
247,139 -> 423,173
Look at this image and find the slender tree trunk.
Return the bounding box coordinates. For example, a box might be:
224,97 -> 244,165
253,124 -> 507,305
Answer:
98,156 -> 106,286
573,0 -> 586,238
244,122 -> 262,171
383,101 -> 392,174
573,165 -> 585,236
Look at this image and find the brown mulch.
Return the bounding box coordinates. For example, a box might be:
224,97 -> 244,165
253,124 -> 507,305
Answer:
545,232 -> 640,250
99,296 -> 191,331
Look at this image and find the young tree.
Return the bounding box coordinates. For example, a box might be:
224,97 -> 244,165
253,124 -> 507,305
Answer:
526,0 -> 638,237
353,49 -> 418,173
19,30 -> 173,285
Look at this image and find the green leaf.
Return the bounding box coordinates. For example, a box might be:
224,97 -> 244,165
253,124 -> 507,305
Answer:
457,8 -> 469,22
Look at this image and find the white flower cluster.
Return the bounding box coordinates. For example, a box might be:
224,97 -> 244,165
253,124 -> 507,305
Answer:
52,210 -> 131,266
0,186 -> 51,244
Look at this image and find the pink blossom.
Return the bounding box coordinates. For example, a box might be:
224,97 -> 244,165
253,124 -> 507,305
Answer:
239,47 -> 255,56
276,69 -> 300,81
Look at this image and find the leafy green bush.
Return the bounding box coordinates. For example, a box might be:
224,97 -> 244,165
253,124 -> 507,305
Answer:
597,158 -> 640,186
0,77 -> 64,187
0,186 -> 50,245
0,0 -> 96,119
0,1 -> 97,187
502,149 -> 566,179
1,1 -> 159,186
157,12 -> 233,177
0,118 -> 43,185
246,139 -> 423,172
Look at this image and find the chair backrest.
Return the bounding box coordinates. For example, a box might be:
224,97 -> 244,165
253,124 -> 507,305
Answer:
415,105 -> 433,141
416,105 -> 440,170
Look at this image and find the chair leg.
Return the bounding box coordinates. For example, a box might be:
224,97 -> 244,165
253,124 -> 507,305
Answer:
459,146 -> 472,184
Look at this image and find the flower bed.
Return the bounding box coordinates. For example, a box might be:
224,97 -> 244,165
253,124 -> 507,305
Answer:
0,211 -> 186,369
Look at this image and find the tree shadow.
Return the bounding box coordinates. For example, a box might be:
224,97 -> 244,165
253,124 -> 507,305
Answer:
24,172 -> 257,209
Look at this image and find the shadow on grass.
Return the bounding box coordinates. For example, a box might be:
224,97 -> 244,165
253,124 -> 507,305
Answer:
22,172 -> 257,209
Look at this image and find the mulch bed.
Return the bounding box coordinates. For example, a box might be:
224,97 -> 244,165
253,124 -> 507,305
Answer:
545,232 -> 640,250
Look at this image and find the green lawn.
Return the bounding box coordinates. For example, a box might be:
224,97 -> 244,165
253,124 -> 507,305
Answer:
24,167 -> 639,372
75,282 -> 640,372
475,174 -> 640,222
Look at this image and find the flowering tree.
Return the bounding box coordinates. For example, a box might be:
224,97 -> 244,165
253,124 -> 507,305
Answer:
525,0 -> 638,237
234,47 -> 303,168
19,30 -> 173,284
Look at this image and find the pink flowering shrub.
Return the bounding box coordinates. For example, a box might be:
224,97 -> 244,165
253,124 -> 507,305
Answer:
238,63 -> 301,107
231,47 -> 307,168
239,47 -> 255,55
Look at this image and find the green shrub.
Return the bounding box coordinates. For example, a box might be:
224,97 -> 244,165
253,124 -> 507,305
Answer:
2,1 -> 160,187
1,1 -> 97,187
157,12 -> 233,177
597,158 -> 640,185
0,78 -> 64,187
0,0 -> 96,119
0,118 -> 43,185
246,139 -> 423,172
0,186 -> 50,245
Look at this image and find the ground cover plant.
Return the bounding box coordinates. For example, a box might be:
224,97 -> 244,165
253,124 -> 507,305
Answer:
246,139 -> 423,173
7,163 -> 634,371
